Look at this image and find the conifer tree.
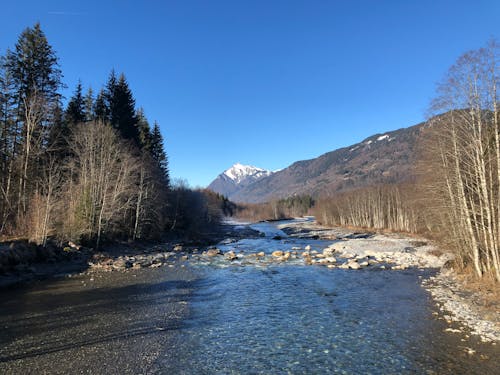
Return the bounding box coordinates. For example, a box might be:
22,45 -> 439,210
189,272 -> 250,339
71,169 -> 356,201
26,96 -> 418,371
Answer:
6,22 -> 62,106
136,108 -> 152,151
84,87 -> 94,122
150,121 -> 169,186
65,81 -> 85,125
4,23 -> 63,218
94,89 -> 108,122
106,72 -> 140,144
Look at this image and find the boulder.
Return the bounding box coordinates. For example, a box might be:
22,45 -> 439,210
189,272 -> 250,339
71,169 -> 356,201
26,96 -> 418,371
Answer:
348,260 -> 361,270
205,248 -> 222,257
323,248 -> 336,257
272,251 -> 284,257
305,245 -> 312,251
224,251 -> 238,261
256,251 -> 265,257
173,245 -> 183,252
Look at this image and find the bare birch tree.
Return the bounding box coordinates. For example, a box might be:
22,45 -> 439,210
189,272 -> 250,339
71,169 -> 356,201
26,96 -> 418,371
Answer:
422,41 -> 500,281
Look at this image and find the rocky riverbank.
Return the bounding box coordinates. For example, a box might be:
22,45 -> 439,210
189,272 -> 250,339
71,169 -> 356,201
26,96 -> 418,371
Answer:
0,221 -> 262,288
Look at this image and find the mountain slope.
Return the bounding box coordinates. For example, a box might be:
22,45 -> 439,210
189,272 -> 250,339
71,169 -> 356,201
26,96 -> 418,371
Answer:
223,121 -> 425,203
207,163 -> 272,198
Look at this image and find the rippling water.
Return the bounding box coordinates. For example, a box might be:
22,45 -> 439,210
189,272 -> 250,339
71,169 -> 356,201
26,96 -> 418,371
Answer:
160,220 -> 500,374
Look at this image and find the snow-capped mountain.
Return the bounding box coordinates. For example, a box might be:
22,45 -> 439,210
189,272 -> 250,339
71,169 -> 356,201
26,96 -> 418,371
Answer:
222,163 -> 272,184
207,163 -> 273,199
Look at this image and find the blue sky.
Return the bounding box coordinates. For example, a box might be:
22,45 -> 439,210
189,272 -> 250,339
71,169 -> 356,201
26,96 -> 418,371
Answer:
2,1 -> 500,187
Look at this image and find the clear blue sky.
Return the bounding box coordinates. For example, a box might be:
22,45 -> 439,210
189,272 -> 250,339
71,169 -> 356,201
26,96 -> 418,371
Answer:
2,1 -> 500,187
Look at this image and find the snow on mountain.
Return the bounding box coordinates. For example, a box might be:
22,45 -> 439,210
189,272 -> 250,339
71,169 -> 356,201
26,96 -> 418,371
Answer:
207,163 -> 273,200
377,134 -> 389,141
222,163 -> 272,184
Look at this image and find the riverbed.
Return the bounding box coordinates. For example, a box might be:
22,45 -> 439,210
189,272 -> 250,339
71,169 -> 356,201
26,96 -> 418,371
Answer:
0,219 -> 498,374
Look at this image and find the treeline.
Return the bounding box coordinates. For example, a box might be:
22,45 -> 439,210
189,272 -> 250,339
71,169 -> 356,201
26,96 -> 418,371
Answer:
234,195 -> 314,222
0,23 -> 224,248
312,185 -> 418,233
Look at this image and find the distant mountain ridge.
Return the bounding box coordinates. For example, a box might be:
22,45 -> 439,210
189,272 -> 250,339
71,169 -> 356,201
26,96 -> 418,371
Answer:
208,120 -> 425,203
207,163 -> 273,198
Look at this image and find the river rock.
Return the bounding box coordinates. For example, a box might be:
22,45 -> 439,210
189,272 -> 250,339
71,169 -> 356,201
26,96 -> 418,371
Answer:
256,251 -> 265,257
315,253 -> 325,259
272,251 -> 284,257
224,251 -> 238,261
302,252 -> 310,257
322,248 -> 335,257
325,257 -> 337,263
205,248 -> 222,257
305,245 -> 311,251
173,244 -> 183,252
348,260 -> 361,270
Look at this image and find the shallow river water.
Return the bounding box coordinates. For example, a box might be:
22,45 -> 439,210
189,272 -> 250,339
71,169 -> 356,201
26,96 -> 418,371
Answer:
0,220 -> 499,374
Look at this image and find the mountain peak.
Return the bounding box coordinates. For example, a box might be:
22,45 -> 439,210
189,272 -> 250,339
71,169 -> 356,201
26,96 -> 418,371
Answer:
207,163 -> 273,198
222,163 -> 271,184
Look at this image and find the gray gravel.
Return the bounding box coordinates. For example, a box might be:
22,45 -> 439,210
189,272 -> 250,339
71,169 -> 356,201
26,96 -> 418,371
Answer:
0,266 -> 200,374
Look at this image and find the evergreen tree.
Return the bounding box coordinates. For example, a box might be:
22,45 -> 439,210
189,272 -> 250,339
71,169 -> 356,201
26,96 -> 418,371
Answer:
65,81 -> 85,125
93,89 -> 108,122
136,108 -> 152,151
4,22 -> 63,218
84,87 -> 94,122
6,22 -> 62,105
106,72 -> 139,144
150,121 -> 169,186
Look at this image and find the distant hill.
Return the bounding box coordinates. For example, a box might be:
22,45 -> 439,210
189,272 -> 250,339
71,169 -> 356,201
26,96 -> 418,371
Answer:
207,163 -> 273,198
208,120 -> 426,203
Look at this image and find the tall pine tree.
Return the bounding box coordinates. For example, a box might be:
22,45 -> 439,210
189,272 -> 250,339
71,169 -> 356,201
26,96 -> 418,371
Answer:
106,71 -> 140,145
150,121 -> 169,187
136,107 -> 152,151
84,87 -> 94,122
94,88 -> 108,122
65,81 -> 85,125
5,23 -> 63,217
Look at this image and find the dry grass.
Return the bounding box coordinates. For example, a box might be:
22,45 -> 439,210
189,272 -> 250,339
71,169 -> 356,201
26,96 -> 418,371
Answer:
456,269 -> 500,316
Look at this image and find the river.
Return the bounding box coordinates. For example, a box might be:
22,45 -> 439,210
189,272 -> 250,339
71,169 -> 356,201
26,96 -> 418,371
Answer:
0,219 -> 498,374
